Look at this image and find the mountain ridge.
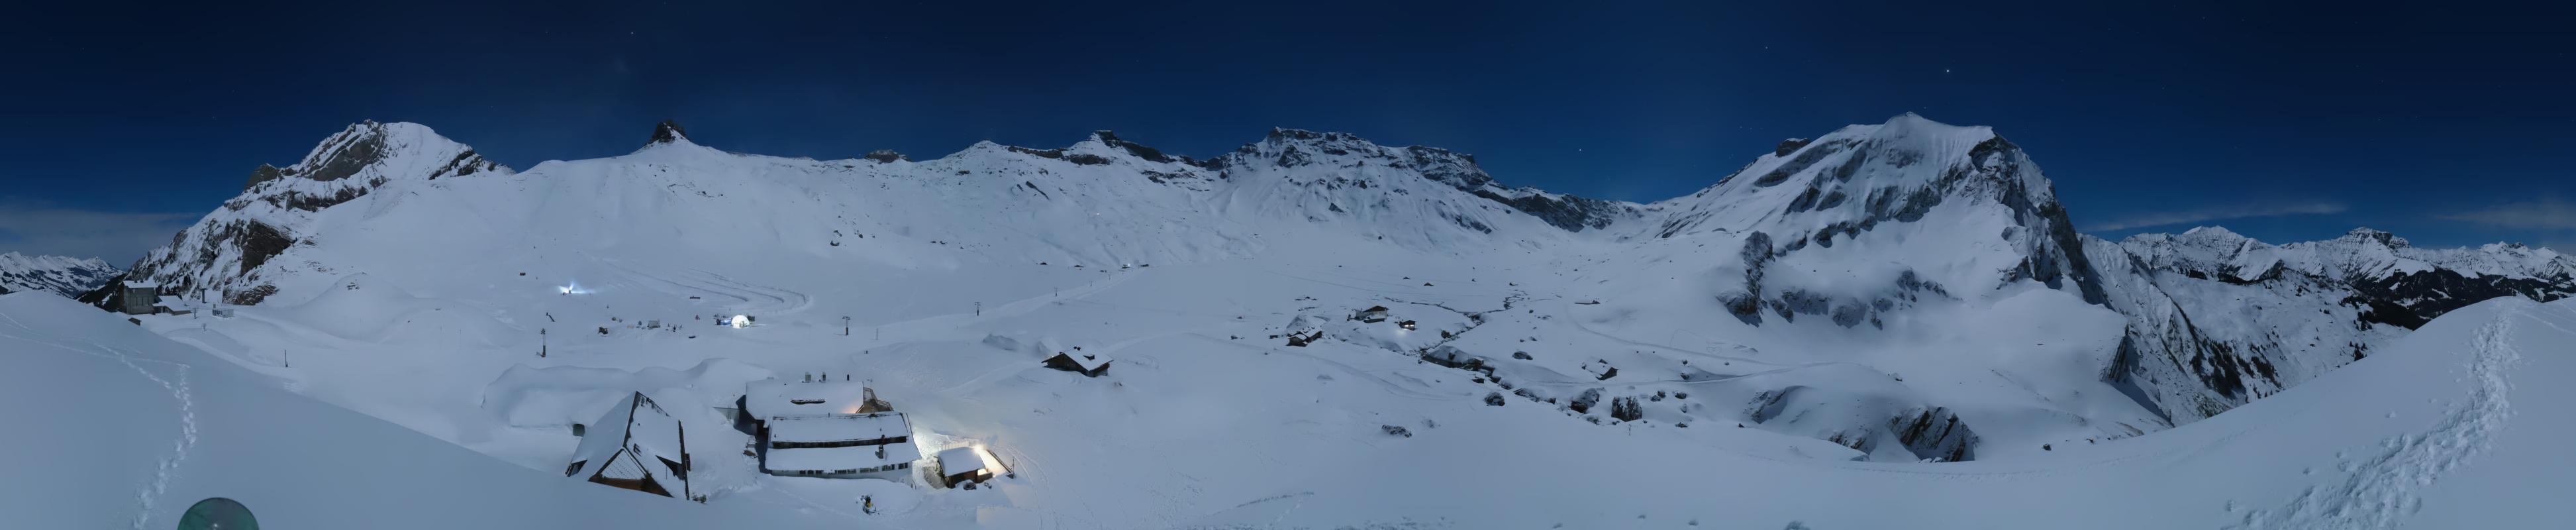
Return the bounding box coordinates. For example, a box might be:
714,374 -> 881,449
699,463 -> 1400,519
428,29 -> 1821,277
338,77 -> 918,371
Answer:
0,252 -> 119,298
85,114 -> 2574,448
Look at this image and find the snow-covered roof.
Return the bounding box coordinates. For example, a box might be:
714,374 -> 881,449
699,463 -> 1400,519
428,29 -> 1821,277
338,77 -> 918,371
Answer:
934,446 -> 989,473
768,411 -> 911,444
124,281 -> 160,289
746,379 -> 873,418
566,392 -> 687,480
1049,352 -> 1112,371
766,440 -> 922,473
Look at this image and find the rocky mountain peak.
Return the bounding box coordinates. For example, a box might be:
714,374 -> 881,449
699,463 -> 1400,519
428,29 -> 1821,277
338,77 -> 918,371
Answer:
1234,129 -> 1387,165
296,121 -> 397,182
2338,227 -> 2407,248
1263,127 -> 1365,144
1083,130 -> 1193,166
1656,113 -> 2101,303
862,149 -> 909,163
650,119 -> 690,144
228,121 -> 506,213
109,121 -> 511,307
1774,138 -> 1811,156
2177,225 -> 2248,239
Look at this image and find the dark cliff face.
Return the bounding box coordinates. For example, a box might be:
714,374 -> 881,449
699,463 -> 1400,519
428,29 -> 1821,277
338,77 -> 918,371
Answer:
650,120 -> 689,144
2346,269 -> 2575,329
1090,131 -> 1197,166
862,150 -> 909,163
1969,137 -> 2108,305
1210,128 -> 1638,233
1469,189 -> 1631,232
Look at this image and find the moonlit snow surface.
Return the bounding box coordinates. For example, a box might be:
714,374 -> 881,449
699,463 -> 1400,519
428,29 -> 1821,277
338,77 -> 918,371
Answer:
10,116 -> 2573,529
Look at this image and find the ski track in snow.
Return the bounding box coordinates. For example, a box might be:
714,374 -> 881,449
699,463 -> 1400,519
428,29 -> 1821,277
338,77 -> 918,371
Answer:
595,258 -> 813,315
0,313 -> 198,529
2226,301 -> 2530,530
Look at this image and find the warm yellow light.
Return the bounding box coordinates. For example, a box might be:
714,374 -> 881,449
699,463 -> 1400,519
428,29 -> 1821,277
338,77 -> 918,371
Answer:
975,446 -> 1008,476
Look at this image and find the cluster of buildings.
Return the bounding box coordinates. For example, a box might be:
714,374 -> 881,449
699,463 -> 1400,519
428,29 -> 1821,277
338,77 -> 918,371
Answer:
570,375 -> 1010,499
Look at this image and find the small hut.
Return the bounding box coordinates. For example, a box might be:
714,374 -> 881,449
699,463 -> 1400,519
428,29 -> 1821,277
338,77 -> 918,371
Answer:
1354,305 -> 1390,323
935,446 -> 1004,487
1042,352 -> 1113,377
565,392 -> 691,498
117,282 -> 162,315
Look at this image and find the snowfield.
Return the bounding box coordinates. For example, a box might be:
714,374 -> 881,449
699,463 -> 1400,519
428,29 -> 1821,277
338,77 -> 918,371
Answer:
11,115 -> 2573,528
8,293 -> 2571,528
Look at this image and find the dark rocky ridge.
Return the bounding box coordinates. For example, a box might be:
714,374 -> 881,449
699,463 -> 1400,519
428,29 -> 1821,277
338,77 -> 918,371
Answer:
2347,270 -> 2575,329
1209,128 -> 1637,232
650,119 -> 689,144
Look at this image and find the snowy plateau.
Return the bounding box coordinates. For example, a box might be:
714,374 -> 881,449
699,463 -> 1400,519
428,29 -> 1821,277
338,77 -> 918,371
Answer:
7,115 -> 2573,529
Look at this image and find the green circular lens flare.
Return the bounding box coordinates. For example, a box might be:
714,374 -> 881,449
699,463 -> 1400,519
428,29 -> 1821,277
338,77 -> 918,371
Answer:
175,498 -> 257,530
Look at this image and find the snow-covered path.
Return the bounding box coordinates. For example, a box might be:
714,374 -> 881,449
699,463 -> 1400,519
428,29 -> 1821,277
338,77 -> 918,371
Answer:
2226,301 -> 2554,529
0,311 -> 200,529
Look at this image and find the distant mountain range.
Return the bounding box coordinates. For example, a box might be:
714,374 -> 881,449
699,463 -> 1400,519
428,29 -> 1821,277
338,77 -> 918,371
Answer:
83,114 -> 2575,450
0,252 -> 119,299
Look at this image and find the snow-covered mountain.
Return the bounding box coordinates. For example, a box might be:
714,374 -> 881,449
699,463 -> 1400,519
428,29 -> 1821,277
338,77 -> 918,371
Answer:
2120,225 -> 2576,328
119,120 -> 509,305
84,114 -> 2571,469
1635,114 -> 2107,331
2091,225 -> 2575,423
0,252 -> 119,298
42,113 -> 2576,527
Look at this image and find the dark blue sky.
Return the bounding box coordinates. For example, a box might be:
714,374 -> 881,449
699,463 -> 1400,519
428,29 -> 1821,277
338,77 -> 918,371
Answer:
5,1 -> 2571,262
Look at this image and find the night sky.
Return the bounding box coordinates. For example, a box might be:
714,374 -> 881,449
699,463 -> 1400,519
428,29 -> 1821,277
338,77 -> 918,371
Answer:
5,1 -> 2571,262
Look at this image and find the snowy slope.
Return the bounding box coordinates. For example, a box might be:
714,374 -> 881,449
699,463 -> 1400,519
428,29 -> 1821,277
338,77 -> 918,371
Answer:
0,251 -> 118,297
1189,296 -> 2576,529
0,292 -> 920,530
13,291 -> 2572,529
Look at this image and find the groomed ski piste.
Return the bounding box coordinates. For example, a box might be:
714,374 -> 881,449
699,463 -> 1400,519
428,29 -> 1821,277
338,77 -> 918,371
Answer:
9,115 -> 2573,528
